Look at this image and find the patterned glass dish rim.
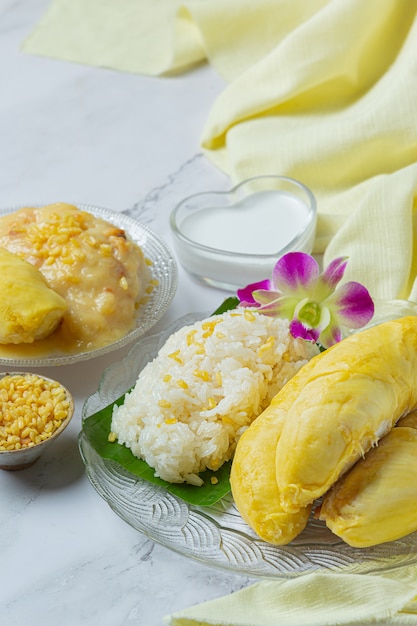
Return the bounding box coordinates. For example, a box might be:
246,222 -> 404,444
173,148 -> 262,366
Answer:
79,301 -> 417,579
0,203 -> 178,367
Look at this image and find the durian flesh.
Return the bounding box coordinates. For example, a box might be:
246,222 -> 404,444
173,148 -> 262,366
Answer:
0,247 -> 67,344
275,317 -> 417,514
230,374 -> 312,545
319,412 -> 417,547
232,317 -> 417,547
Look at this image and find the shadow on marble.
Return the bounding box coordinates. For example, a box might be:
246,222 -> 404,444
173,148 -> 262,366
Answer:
5,431 -> 86,490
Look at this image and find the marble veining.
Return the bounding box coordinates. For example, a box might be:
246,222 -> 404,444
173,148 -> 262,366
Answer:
125,153 -> 230,228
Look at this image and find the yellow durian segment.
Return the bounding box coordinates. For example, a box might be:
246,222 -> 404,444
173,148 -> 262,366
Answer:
0,247 -> 67,344
319,423 -> 417,547
230,369 -> 312,544
275,316 -> 417,513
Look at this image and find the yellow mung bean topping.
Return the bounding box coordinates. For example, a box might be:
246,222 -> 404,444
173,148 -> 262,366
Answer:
168,350 -> 184,365
243,310 -> 256,322
193,370 -> 211,382
201,319 -> 222,338
0,374 -> 70,451
258,335 -> 276,355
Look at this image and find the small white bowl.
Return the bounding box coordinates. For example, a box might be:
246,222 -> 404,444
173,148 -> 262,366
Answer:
0,372 -> 74,470
170,175 -> 317,291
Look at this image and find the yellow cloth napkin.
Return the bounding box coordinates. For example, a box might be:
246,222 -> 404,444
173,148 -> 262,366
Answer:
165,569 -> 417,626
22,0 -> 205,76
23,0 -> 417,302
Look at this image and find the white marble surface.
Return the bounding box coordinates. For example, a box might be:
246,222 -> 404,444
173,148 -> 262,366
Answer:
0,1 -> 254,624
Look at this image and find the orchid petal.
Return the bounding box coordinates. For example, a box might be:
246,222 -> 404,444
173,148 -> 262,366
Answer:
251,289 -> 281,305
326,281 -> 374,328
290,319 -> 321,343
315,257 -> 348,301
237,279 -> 271,306
321,257 -> 348,290
318,322 -> 343,348
257,294 -> 300,319
272,252 -> 319,294
316,305 -> 331,332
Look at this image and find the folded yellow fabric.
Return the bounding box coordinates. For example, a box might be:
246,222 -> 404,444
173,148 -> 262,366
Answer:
198,0 -> 417,303
165,568 -> 417,626
23,0 -> 417,301
22,0 -> 326,80
22,0 -> 205,76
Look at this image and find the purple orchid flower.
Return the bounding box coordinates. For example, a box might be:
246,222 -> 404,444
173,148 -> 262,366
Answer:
237,252 -> 374,348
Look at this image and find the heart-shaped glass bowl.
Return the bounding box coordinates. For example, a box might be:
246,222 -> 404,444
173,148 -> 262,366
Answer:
170,175 -> 316,291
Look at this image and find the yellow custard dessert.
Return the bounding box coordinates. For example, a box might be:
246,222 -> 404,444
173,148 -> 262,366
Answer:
0,203 -> 151,355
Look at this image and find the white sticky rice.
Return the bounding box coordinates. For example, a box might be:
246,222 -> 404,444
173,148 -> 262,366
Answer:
111,309 -> 318,485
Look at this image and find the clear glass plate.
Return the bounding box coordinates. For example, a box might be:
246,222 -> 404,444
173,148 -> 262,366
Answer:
0,203 -> 178,367
79,307 -> 417,578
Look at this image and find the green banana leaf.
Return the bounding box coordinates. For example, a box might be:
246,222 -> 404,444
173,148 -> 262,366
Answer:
82,297 -> 240,507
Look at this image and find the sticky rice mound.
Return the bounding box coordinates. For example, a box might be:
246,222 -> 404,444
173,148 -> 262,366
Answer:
111,309 -> 318,486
